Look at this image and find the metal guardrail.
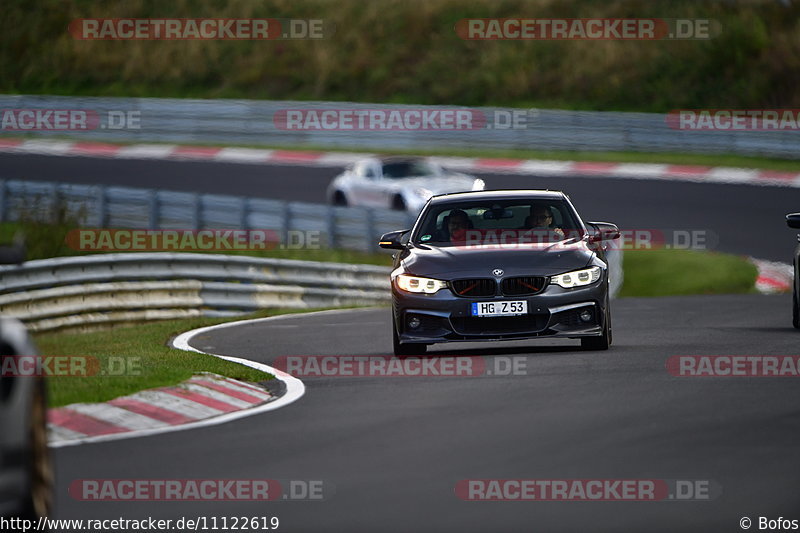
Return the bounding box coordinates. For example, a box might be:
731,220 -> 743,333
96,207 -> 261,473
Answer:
1,94 -> 798,159
0,253 -> 392,331
0,178 -> 415,253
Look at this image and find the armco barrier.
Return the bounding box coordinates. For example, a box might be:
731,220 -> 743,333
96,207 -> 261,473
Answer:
0,178 -> 415,253
0,248 -> 623,332
1,94 -> 798,158
0,253 -> 392,331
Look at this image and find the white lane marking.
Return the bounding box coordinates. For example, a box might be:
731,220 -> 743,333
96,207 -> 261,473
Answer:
3,139 -> 800,189
19,140 -> 75,155
65,403 -> 169,431
215,147 -> 274,163
315,152 -> 373,167
610,163 -> 669,178
116,144 -> 177,159
47,310 -> 381,447
706,167 -> 760,184
516,160 -> 575,175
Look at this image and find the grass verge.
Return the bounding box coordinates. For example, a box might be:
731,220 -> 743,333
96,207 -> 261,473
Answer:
34,307 -> 330,408
620,249 -> 758,298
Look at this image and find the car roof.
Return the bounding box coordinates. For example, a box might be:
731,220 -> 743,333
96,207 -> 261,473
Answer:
428,189 -> 567,204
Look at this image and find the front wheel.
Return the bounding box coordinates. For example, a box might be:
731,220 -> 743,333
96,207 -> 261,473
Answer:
793,284 -> 799,329
332,190 -> 348,207
391,195 -> 407,211
581,306 -> 611,351
393,323 -> 427,357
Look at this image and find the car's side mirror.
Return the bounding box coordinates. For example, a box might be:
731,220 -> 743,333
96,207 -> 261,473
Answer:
586,222 -> 620,242
378,229 -> 410,250
786,213 -> 800,229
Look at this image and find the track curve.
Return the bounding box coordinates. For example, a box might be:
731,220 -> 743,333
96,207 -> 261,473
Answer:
53,295 -> 799,532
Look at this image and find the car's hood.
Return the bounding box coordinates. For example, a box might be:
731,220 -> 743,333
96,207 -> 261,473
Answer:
402,240 -> 595,278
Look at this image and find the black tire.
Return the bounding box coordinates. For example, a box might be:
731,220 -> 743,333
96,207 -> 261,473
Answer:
392,324 -> 427,357
18,378 -> 53,522
391,195 -> 407,211
332,191 -> 348,207
581,306 -> 611,351
793,284 -> 799,329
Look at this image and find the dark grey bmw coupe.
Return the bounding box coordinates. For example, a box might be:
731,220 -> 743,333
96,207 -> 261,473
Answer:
379,190 -> 620,356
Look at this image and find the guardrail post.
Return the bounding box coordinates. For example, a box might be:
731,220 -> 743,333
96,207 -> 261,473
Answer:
96,185 -> 107,227
240,197 -> 249,230
49,183 -> 58,224
364,208 -> 375,252
194,193 -> 203,229
148,190 -> 159,229
0,179 -> 6,223
326,205 -> 337,248
281,202 -> 291,247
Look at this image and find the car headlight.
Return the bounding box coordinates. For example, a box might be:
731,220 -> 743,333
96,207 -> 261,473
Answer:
472,178 -> 485,191
396,274 -> 448,294
550,266 -> 602,288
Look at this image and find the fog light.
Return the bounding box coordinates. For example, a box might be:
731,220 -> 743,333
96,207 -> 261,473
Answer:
408,316 -> 421,329
579,309 -> 593,322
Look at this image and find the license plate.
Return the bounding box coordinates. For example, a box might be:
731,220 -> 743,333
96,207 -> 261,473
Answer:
471,301 -> 527,317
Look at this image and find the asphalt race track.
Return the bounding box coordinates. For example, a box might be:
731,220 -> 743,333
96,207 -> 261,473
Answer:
53,295 -> 799,533
1,152 -> 798,262
7,151 -> 796,531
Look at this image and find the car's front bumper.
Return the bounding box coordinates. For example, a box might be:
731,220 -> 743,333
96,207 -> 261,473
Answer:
392,279 -> 608,344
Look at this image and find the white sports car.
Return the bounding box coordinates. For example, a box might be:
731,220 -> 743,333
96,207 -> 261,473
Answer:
327,156 -> 485,213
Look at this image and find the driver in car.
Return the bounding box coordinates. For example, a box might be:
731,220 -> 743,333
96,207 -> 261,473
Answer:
524,205 -> 566,240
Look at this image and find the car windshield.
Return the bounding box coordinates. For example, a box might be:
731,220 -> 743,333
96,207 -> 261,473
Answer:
412,199 -> 584,246
382,160 -> 439,178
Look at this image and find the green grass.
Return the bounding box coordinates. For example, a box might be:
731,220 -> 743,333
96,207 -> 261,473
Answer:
2,0 -> 799,114
34,307 -> 330,407
620,249 -> 758,298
